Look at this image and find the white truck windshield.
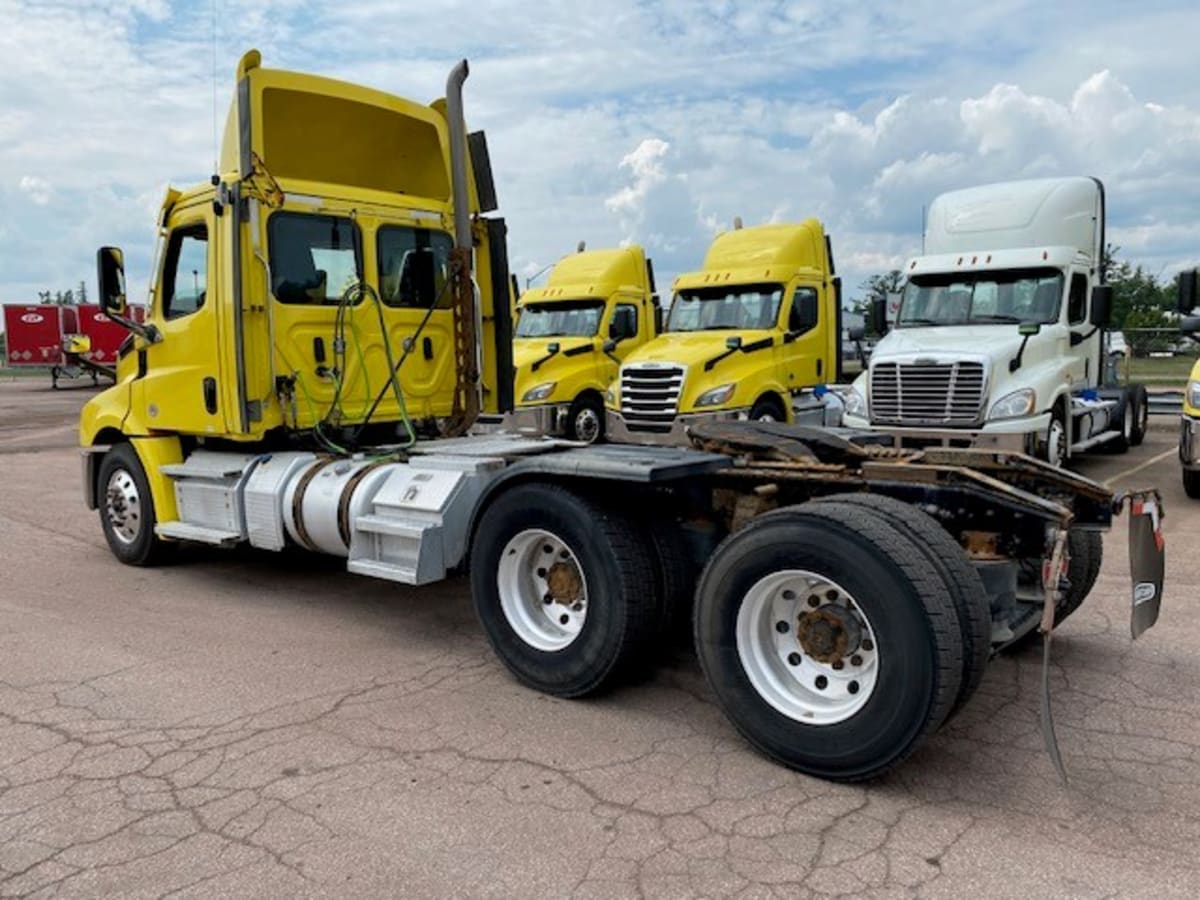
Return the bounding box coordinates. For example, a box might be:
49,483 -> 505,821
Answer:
515,300 -> 606,338
899,269 -> 1064,327
667,284 -> 783,332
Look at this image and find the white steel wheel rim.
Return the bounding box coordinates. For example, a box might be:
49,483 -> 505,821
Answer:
105,469 -> 142,545
498,528 -> 589,652
574,407 -> 601,443
1047,419 -> 1066,468
736,569 -> 880,726
1123,405 -> 1133,440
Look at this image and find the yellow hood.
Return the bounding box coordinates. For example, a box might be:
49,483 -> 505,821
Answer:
621,330 -> 774,371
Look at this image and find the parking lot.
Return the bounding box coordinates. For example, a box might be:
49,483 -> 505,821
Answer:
0,378 -> 1197,899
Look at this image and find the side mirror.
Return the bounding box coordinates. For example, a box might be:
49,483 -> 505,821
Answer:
725,335 -> 743,351
1091,284 -> 1113,328
546,341 -> 560,354
848,325 -> 865,342
602,338 -> 618,353
1018,321 -> 1042,337
1181,316 -> 1200,336
1179,270 -> 1198,315
870,296 -> 889,335
97,247 -> 128,318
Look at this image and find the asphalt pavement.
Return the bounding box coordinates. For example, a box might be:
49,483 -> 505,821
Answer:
0,379 -> 1197,899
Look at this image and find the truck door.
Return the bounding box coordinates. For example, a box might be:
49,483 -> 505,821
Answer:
778,283 -> 825,389
601,298 -> 644,385
133,207 -> 226,434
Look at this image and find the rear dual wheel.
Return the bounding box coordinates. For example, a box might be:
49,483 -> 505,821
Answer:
694,501 -> 966,781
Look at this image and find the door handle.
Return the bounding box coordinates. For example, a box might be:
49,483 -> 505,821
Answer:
423,337 -> 434,361
203,377 -> 218,414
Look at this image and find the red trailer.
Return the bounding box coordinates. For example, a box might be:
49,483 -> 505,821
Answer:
73,304 -> 131,367
4,304 -> 75,369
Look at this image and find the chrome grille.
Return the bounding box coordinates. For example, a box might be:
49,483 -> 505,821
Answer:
870,361 -> 986,425
620,364 -> 685,432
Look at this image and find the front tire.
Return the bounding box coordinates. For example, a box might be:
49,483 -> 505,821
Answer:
1041,405 -> 1068,468
97,443 -> 171,566
566,394 -> 605,444
1129,384 -> 1149,447
1184,468 -> 1200,500
694,502 -> 963,781
470,484 -> 657,697
750,395 -> 787,423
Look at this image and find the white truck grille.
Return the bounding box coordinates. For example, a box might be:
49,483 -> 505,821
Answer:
870,361 -> 986,426
620,364 -> 685,433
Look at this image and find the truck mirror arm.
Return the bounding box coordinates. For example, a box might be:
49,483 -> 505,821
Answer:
530,343 -> 561,373
1069,326 -> 1099,348
1009,334 -> 1033,373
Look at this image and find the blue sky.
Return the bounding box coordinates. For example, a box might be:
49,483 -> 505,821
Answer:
2,0 -> 1199,312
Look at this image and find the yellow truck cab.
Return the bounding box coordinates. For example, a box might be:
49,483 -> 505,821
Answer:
513,246 -> 657,442
1179,270 -> 1200,498
80,50 -> 515,560
606,219 -> 840,443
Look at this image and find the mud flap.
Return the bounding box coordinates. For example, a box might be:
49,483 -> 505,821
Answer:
1125,492 -> 1165,639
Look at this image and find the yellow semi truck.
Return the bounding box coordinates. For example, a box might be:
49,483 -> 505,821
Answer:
80,51 -> 1166,782
605,219 -> 841,443
513,245 -> 657,442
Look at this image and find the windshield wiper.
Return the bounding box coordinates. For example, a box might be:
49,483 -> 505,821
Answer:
899,318 -> 939,326
972,314 -> 1021,323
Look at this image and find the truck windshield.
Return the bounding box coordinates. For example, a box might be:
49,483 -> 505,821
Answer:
515,300 -> 606,338
899,269 -> 1064,327
667,284 -> 783,332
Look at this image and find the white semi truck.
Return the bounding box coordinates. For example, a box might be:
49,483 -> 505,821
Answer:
843,177 -> 1149,465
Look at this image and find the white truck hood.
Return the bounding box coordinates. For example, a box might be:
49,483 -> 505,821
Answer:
872,325 -> 1025,368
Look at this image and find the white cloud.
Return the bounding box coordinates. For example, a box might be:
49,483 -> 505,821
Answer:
0,0 -> 1198,307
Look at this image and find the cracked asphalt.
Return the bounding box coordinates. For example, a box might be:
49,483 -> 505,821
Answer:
1,378 -> 1198,899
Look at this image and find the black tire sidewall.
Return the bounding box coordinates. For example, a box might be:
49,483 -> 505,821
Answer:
695,517 -> 940,778
750,395 -> 786,422
470,485 -> 630,696
97,443 -> 159,565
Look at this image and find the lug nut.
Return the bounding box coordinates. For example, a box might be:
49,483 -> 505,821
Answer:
787,652 -> 802,666
543,593 -> 553,604
543,544 -> 553,554
825,590 -> 837,601
782,589 -> 796,601
775,621 -> 790,634
848,681 -> 859,695
537,567 -> 547,578
814,675 -> 828,690
808,595 -> 820,608
832,660 -> 844,671
559,614 -> 569,625
572,602 -> 583,612
850,655 -> 863,667
861,639 -> 874,652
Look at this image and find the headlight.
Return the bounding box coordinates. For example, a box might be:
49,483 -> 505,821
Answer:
844,386 -> 867,418
605,385 -> 617,406
1188,380 -> 1200,409
695,383 -> 736,408
522,381 -> 557,402
989,388 -> 1037,420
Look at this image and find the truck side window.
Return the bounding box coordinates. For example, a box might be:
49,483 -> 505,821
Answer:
789,287 -> 819,333
161,225 -> 208,320
613,303 -> 639,339
377,226 -> 454,308
1068,273 -> 1087,325
268,212 -> 362,304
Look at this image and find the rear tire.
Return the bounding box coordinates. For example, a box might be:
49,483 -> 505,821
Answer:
1129,384 -> 1149,447
97,443 -> 172,566
694,502 -> 963,781
811,493 -> 991,719
1108,392 -> 1132,453
1012,528 -> 1102,648
470,483 -> 657,697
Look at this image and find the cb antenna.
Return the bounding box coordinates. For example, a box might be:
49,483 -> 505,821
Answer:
211,0 -> 219,176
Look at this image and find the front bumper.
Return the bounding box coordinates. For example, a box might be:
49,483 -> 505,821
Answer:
1182,415 -> 1199,468
606,408 -> 749,446
841,411 -> 1050,452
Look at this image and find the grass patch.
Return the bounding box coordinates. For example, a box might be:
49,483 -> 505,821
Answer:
1116,355 -> 1199,385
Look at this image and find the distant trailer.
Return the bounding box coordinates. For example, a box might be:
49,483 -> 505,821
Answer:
3,303 -> 143,388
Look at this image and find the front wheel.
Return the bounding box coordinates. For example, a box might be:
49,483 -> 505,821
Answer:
1184,468 -> 1200,499
750,395 -> 787,423
470,484 -> 657,697
97,443 -> 172,566
1041,406 -> 1068,468
566,394 -> 605,444
694,502 -> 963,781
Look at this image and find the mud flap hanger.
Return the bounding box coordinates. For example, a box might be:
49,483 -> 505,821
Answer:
1039,488 -> 1166,785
